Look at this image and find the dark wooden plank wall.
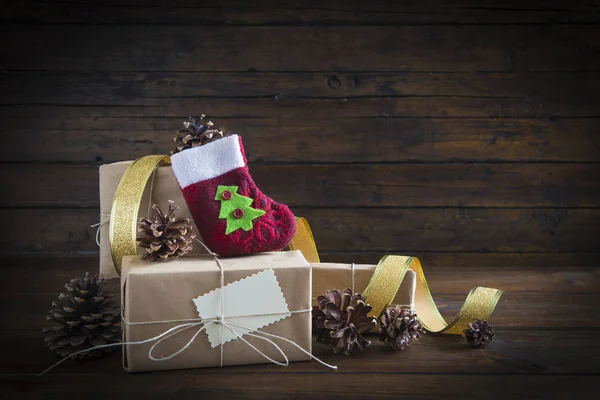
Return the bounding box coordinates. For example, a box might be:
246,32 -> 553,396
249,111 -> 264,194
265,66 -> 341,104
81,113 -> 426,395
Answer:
1,0 -> 600,268
2,2 -> 600,399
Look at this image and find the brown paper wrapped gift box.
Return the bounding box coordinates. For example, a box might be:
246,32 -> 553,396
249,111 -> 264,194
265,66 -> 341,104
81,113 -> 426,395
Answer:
120,251 -> 312,372
99,162 -> 207,279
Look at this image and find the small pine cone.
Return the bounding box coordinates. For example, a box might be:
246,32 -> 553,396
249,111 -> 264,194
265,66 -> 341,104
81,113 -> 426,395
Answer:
312,288 -> 377,355
137,201 -> 196,261
44,273 -> 121,359
172,115 -> 226,154
464,318 -> 495,348
378,305 -> 424,350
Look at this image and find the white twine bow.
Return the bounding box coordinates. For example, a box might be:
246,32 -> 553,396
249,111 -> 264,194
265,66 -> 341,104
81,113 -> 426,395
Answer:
40,239 -> 337,376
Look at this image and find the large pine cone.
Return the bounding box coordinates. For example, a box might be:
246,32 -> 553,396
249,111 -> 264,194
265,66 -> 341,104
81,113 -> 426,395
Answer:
464,318 -> 495,348
44,273 -> 121,359
379,306 -> 424,350
137,201 -> 196,261
172,115 -> 225,154
312,288 -> 377,355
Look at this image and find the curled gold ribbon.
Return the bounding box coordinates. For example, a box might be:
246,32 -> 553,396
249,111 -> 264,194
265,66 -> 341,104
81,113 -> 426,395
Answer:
363,255 -> 503,334
292,221 -> 503,335
288,217 -> 320,263
109,155 -> 170,275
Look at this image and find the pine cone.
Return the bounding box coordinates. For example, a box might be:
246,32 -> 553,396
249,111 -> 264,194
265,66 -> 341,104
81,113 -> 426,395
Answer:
172,115 -> 225,154
44,273 -> 121,359
312,288 -> 377,355
464,318 -> 495,348
137,201 -> 196,261
378,305 -> 424,350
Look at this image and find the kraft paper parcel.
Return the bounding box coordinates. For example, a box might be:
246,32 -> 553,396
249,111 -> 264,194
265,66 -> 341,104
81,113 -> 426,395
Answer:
120,251 -> 311,372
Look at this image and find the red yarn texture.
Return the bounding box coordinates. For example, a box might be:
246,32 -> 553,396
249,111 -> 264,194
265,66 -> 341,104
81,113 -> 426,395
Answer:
180,136 -> 296,257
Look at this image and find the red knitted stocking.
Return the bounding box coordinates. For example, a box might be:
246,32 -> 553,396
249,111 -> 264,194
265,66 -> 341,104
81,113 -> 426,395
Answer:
171,134 -> 296,257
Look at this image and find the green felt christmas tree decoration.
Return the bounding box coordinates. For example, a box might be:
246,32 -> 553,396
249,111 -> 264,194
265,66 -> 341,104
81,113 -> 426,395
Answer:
215,185 -> 266,235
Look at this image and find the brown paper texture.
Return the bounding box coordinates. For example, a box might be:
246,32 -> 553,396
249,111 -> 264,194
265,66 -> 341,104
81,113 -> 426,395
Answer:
311,263 -> 416,308
121,251 -> 311,372
99,161 -> 207,279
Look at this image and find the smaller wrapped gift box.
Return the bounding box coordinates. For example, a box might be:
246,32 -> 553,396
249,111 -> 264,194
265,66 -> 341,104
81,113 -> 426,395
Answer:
100,161 -> 207,279
120,250 -> 312,372
312,263 -> 416,308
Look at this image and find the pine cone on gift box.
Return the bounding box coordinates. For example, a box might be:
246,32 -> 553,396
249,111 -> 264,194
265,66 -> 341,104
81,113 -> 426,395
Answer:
172,115 -> 225,154
44,273 -> 121,359
137,201 -> 196,261
464,318 -> 495,348
378,305 -> 424,350
312,288 -> 377,355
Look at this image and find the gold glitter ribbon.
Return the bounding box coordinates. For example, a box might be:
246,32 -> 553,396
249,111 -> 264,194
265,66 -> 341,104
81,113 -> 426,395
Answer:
109,155 -> 170,275
290,221 -> 502,335
288,217 -> 320,263
363,255 -> 503,334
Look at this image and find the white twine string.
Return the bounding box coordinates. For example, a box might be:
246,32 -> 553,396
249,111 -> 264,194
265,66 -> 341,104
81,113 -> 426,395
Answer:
91,214 -> 112,248
40,239 -> 337,376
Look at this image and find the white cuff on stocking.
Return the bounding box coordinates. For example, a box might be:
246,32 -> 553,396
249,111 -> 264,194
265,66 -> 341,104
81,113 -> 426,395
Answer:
171,134 -> 246,189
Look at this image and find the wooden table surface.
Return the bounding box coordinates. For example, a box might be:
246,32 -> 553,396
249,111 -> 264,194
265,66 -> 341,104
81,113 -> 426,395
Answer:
2,258 -> 599,399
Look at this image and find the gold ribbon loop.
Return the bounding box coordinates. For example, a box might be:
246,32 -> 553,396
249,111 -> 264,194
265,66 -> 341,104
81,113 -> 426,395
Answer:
109,155 -> 170,275
363,255 -> 503,334
288,217 -> 320,263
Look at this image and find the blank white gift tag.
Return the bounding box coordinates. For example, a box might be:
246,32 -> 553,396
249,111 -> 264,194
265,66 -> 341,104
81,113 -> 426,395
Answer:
192,269 -> 292,348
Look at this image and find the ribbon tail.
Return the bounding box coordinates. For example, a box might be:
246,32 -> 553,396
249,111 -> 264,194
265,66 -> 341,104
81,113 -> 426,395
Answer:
362,255 -> 503,335
288,217 -> 320,263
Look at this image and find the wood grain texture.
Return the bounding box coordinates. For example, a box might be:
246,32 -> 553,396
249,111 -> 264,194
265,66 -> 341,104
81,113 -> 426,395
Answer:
2,25 -> 600,72
2,115 -> 599,163
4,71 -> 599,108
4,329 -> 600,374
3,374 -> 599,400
2,208 -> 598,255
2,163 -> 599,207
3,97 -> 597,119
3,0 -> 600,24
319,252 -> 600,268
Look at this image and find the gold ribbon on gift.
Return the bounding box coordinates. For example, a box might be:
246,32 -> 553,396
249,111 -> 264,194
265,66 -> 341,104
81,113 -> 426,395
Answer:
292,223 -> 503,335
363,255 -> 502,334
288,217 -> 320,263
109,154 -> 170,275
